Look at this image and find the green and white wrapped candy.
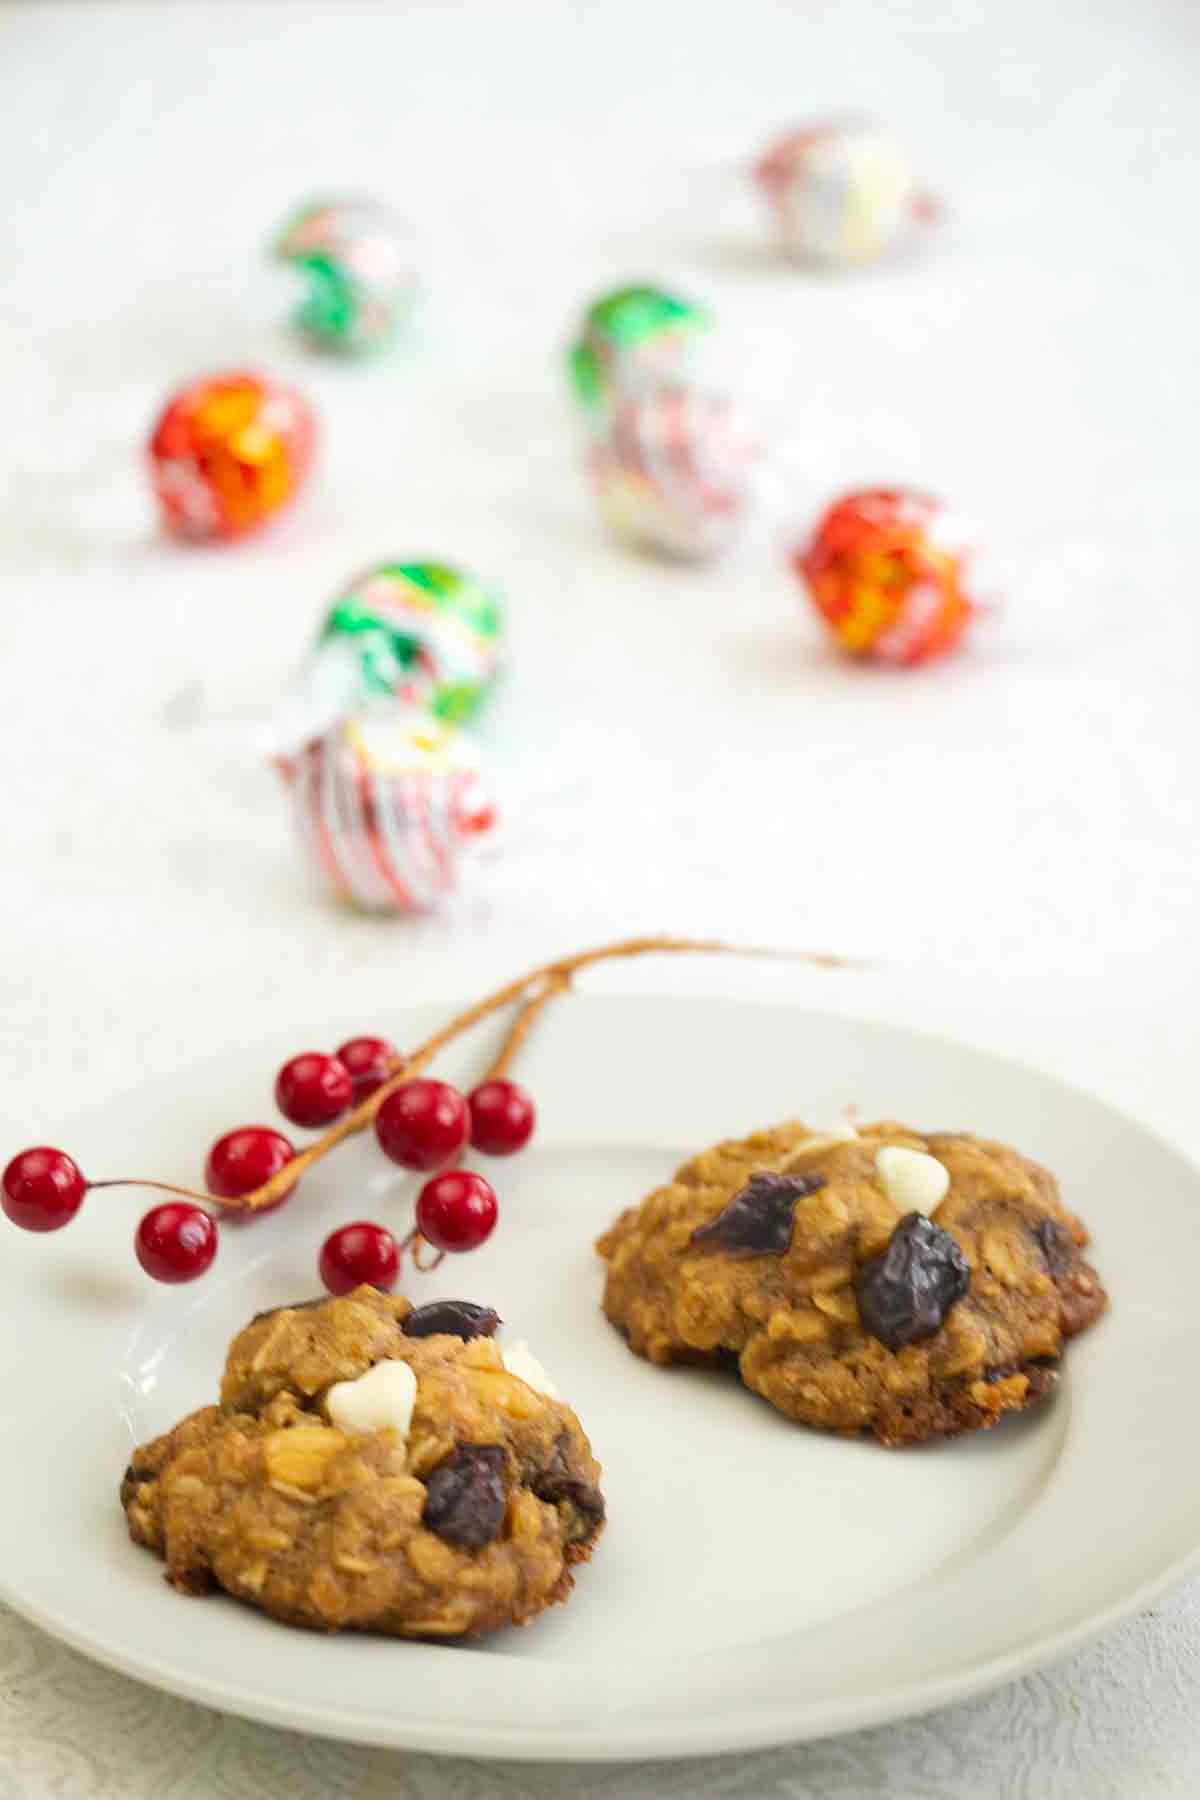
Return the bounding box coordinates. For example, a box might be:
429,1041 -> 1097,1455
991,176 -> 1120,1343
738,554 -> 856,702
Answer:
567,283 -> 711,421
279,560 -> 503,748
274,199 -> 417,353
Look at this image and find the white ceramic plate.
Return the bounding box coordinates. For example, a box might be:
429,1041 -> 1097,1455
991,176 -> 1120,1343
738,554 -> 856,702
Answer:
3,995 -> 1197,1761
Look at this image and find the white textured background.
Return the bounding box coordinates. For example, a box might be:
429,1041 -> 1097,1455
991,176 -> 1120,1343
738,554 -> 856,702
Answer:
2,0 -> 1200,1793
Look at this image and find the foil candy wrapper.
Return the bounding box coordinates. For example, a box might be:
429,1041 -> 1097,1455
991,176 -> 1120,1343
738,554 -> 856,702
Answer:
588,383 -> 757,561
793,487 -> 975,665
279,706 -> 497,913
275,198 -> 418,352
148,371 -> 315,542
754,121 -> 932,265
568,283 -> 711,421
272,559 -> 503,753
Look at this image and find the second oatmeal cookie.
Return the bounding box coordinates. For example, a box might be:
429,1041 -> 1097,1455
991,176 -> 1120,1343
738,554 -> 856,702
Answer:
597,1121 -> 1106,1446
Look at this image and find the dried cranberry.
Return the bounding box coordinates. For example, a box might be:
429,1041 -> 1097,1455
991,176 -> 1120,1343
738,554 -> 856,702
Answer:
855,1211 -> 971,1351
1032,1217 -> 1076,1278
402,1300 -> 501,1341
690,1171 -> 825,1257
422,1444 -> 508,1548
532,1470 -> 606,1541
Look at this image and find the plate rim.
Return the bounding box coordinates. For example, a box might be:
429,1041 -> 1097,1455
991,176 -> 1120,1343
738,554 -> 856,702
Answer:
6,1542 -> 1199,1763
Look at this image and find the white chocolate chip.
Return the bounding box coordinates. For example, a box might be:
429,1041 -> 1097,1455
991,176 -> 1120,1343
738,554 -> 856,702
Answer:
875,1146 -> 950,1215
325,1359 -> 417,1440
502,1341 -> 558,1398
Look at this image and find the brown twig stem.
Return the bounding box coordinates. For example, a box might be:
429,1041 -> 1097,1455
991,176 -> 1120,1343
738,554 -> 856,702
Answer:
406,1233 -> 446,1273
88,1177 -> 218,1206
478,970 -> 571,1083
209,934 -> 859,1214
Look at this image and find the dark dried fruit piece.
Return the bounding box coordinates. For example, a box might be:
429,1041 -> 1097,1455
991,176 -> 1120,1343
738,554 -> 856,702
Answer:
983,1363 -> 1018,1384
1031,1217 -> 1106,1336
532,1470 -> 606,1541
422,1443 -> 508,1548
690,1171 -> 825,1257
855,1211 -> 971,1351
1032,1217 -> 1076,1279
402,1300 -> 501,1341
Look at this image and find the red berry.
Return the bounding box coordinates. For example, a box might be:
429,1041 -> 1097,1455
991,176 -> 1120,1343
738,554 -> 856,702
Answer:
319,1220 -> 400,1295
336,1035 -> 399,1101
2,1147 -> 87,1232
415,1170 -> 498,1254
205,1126 -> 296,1202
135,1203 -> 218,1283
468,1079 -> 536,1156
275,1052 -> 353,1128
375,1080 -> 468,1172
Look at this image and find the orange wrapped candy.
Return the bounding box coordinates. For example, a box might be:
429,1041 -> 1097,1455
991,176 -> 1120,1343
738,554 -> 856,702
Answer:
148,371 -> 315,541
794,488 -> 974,665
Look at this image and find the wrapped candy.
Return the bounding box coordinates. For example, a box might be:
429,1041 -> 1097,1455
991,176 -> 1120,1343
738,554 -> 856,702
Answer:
274,199 -> 417,352
279,560 -> 502,747
754,121 -> 930,265
148,372 -> 315,541
280,706 -> 496,912
588,384 -> 756,560
568,284 -> 710,419
794,488 -> 975,665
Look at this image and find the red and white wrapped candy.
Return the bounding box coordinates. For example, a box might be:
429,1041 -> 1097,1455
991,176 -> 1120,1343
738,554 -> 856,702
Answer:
279,707 -> 496,912
588,383 -> 756,561
754,121 -> 932,265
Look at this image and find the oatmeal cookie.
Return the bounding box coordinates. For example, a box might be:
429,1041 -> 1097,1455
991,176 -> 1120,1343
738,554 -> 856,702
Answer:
597,1121 -> 1106,1447
122,1286 -> 604,1637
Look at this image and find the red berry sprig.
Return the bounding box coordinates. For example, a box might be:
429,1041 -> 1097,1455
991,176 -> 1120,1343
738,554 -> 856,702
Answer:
467,1079 -> 535,1155
135,1203 -> 218,1283
2,1147 -> 87,1232
2,937 -> 853,1290
275,1053 -> 354,1129
314,1172 -> 498,1299
319,1220 -> 401,1295
273,1037 -> 402,1132
206,1127 -> 297,1202
2,1147 -> 219,1284
415,1170 -> 498,1254
375,1079 -> 470,1171
336,1036 -> 399,1101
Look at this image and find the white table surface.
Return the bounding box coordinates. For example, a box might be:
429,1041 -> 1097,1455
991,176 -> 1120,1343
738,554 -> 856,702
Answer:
2,0 -> 1199,1792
